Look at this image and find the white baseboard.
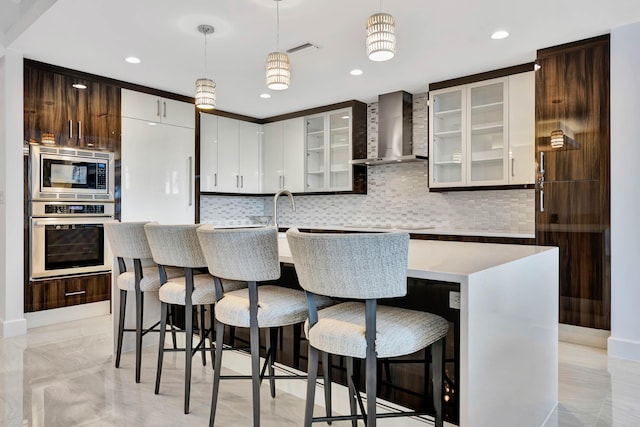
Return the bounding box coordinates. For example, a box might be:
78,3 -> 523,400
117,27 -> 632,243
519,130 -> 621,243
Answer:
0,317 -> 28,337
559,323 -> 610,349
25,301 -> 111,329
607,336 -> 640,362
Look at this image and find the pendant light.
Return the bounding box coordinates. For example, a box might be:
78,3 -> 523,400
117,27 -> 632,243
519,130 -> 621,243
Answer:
366,0 -> 396,62
195,24 -> 216,110
550,129 -> 565,148
266,0 -> 290,90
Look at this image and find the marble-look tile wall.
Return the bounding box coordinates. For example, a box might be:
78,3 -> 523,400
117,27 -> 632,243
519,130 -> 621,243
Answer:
200,93 -> 535,232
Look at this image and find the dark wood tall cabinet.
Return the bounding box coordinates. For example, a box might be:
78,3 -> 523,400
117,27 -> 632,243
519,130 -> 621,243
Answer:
535,35 -> 610,329
24,60 -> 121,151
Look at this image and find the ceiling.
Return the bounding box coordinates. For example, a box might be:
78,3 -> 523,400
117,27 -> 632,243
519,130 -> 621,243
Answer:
3,0 -> 640,119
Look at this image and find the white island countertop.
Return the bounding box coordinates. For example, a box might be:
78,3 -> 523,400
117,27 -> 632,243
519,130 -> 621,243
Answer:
278,233 -> 559,427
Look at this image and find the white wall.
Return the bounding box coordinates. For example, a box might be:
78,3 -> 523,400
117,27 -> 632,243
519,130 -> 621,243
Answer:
609,22 -> 640,361
0,48 -> 26,337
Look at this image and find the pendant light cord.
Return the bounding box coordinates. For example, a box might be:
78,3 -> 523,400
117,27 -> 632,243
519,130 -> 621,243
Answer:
203,32 -> 208,75
276,0 -> 280,51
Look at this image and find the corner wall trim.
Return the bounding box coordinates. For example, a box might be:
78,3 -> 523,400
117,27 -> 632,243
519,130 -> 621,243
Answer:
0,317 -> 28,337
608,336 -> 640,362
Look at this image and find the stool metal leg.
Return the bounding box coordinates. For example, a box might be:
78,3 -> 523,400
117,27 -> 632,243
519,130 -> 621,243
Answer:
321,352 -> 332,422
115,289 -> 127,368
209,304 -> 216,369
155,302 -> 168,394
184,300 -> 193,414
268,327 -> 278,398
199,306 -> 207,366
304,346 -> 319,427
210,319 -> 225,427
346,357 -> 358,427
135,290 -> 144,383
248,281 -> 261,427
365,299 -> 377,427
431,338 -> 445,427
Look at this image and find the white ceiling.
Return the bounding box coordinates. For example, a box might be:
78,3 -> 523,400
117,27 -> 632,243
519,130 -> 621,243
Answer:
4,0 -> 640,118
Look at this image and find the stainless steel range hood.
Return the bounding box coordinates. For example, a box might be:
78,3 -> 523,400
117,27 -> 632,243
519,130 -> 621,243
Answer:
351,90 -> 427,166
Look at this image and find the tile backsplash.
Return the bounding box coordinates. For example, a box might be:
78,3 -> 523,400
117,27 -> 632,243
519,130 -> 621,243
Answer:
200,93 -> 535,233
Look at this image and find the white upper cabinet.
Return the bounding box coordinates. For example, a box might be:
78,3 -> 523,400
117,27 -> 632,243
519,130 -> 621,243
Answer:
216,116 -> 261,193
429,71 -> 535,188
200,113 -> 218,192
121,89 -> 194,129
305,108 -> 353,192
263,118 -> 304,193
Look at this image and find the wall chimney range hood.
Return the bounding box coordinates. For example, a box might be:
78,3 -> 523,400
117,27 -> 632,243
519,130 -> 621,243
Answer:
351,90 -> 426,166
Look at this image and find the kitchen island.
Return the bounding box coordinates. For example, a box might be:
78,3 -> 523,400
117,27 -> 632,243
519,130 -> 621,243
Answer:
278,234 -> 558,427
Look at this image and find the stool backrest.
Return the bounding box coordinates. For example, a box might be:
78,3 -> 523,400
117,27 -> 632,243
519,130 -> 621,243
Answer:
104,221 -> 153,259
197,225 -> 280,282
144,224 -> 206,268
286,228 -> 410,299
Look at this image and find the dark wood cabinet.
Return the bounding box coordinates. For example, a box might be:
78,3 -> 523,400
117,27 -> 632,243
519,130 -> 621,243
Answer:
535,35 -> 611,329
26,273 -> 111,312
24,60 -> 121,150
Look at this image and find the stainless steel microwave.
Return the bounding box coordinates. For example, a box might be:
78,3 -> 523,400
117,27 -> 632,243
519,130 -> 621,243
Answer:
30,144 -> 114,201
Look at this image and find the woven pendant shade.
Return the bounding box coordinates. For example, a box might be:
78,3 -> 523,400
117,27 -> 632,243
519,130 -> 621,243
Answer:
266,52 -> 291,90
366,12 -> 396,62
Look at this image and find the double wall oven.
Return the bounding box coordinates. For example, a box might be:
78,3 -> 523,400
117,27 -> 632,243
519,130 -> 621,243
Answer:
29,145 -> 115,280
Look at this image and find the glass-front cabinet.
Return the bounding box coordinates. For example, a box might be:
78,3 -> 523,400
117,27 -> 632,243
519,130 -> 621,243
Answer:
429,76 -> 529,189
430,88 -> 465,186
305,108 -> 352,192
468,80 -> 508,185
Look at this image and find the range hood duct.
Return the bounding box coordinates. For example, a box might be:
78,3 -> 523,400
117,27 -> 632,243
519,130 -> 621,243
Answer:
351,90 -> 427,166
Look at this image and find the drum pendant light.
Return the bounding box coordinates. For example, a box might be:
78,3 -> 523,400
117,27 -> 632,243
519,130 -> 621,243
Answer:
195,24 -> 216,110
266,0 -> 290,90
366,0 -> 396,61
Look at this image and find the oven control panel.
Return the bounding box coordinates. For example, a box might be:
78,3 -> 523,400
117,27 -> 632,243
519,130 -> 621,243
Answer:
31,201 -> 114,217
44,204 -> 105,215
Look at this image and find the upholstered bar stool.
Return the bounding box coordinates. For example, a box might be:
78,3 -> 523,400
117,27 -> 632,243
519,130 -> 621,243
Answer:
144,223 -> 245,414
105,221 -> 184,383
286,228 -> 449,427
196,225 -> 333,427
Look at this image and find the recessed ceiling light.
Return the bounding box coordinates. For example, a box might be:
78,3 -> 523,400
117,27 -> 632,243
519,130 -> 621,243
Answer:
125,56 -> 141,64
491,30 -> 509,40
147,122 -> 157,126
72,83 -> 87,89
350,69 -> 364,76
260,93 -> 271,99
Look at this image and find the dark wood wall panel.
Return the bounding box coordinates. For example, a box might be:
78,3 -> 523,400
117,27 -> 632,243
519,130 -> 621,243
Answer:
535,34 -> 610,329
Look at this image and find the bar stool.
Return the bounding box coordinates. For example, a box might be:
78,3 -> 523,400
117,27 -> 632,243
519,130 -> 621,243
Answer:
144,223 -> 245,414
286,228 -> 449,427
104,221 -> 184,383
196,225 -> 334,427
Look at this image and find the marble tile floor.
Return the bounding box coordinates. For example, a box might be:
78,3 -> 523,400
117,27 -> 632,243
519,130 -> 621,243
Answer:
1,315 -> 639,427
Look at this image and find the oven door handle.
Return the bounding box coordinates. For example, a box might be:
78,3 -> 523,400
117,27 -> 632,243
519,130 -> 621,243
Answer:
32,218 -> 113,226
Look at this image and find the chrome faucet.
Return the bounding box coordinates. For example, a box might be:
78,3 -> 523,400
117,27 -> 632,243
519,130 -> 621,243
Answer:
273,189 -> 296,230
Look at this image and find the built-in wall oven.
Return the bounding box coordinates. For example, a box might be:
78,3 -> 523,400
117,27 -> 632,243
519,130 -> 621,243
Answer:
29,145 -> 115,280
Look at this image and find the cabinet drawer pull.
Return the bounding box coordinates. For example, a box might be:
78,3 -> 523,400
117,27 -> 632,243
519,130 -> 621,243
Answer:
68,120 -> 73,139
540,189 -> 545,212
78,121 -> 82,140
65,290 -> 86,297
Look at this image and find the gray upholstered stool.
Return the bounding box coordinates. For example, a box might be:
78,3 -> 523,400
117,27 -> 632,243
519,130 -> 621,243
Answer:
105,221 -> 184,383
286,228 -> 449,427
196,225 -> 333,427
144,223 -> 245,414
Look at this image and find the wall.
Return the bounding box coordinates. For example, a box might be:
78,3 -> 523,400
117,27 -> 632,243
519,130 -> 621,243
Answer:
609,22 -> 640,361
0,48 -> 26,337
200,94 -> 535,233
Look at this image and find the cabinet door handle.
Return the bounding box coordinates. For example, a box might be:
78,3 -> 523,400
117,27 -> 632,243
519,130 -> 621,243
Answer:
540,151 -> 545,175
188,156 -> 193,206
283,175 -> 286,188
65,290 -> 86,297
157,100 -> 161,117
78,121 -> 82,141
163,101 -> 167,118
540,189 -> 545,212
240,175 -> 244,189
236,175 -> 239,188
214,172 -> 217,188
68,120 -> 73,139
511,158 -> 515,177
